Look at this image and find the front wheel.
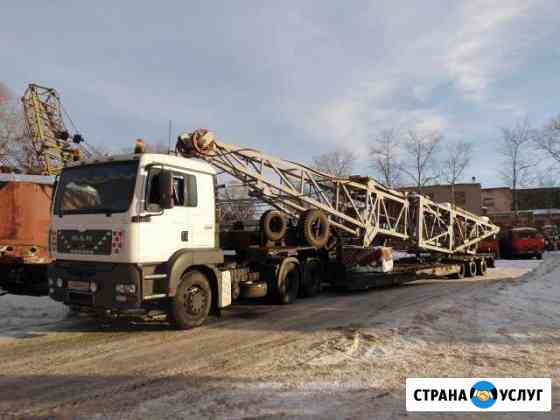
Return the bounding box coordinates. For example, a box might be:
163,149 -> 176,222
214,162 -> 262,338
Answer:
170,270 -> 212,330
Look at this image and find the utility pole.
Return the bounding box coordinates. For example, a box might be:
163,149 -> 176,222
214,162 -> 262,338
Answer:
168,120 -> 172,154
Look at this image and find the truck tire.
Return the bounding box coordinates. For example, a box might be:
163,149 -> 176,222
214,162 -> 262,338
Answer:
299,209 -> 330,248
536,252 -> 543,260
301,258 -> 323,298
477,258 -> 487,276
170,270 -> 212,329
465,260 -> 477,278
487,257 -> 496,268
273,258 -> 300,304
260,210 -> 287,242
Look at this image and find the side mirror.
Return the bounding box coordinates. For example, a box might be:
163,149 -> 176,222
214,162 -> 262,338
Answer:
159,170 -> 174,209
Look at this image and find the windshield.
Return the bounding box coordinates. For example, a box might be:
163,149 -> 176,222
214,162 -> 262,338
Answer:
512,230 -> 538,240
54,161 -> 139,215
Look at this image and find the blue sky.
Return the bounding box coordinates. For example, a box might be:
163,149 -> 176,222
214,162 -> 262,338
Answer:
2,1 -> 559,187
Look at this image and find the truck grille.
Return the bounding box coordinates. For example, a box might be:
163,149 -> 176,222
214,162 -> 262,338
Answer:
57,230 -> 112,255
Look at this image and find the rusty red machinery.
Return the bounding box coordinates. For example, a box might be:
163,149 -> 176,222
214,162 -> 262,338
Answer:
0,174 -> 53,294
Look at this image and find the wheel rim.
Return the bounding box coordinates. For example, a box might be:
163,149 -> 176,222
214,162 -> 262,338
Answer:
270,216 -> 284,233
311,219 -> 323,238
184,285 -> 208,315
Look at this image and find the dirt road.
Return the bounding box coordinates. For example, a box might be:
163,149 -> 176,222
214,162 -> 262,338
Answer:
0,258 -> 557,419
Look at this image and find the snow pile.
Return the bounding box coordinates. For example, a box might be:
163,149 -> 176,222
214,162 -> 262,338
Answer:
0,294 -> 69,340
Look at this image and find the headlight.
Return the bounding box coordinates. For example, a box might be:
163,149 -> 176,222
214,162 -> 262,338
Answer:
56,278 -> 63,288
48,278 -> 54,286
115,284 -> 136,294
90,282 -> 98,293
49,287 -> 54,294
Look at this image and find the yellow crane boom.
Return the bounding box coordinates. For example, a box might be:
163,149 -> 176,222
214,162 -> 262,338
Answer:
21,84 -> 89,175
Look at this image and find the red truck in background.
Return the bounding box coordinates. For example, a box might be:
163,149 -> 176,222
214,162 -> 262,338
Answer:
0,174 -> 54,295
499,227 -> 545,260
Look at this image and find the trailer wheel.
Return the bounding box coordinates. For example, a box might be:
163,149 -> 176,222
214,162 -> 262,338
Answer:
299,209 -> 330,248
465,260 -> 477,278
477,258 -> 487,276
260,210 -> 287,242
274,258 -> 300,304
170,270 -> 212,329
301,258 -> 323,298
487,257 -> 496,268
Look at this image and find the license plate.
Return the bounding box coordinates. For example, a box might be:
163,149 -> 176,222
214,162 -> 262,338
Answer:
67,280 -> 89,291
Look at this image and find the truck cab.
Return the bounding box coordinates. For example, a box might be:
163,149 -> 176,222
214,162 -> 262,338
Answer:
499,227 -> 544,260
48,153 -> 231,328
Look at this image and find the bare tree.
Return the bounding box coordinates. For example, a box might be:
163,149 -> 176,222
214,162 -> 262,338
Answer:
311,148 -> 357,177
400,129 -> 442,191
217,180 -> 257,226
369,128 -> 402,187
0,92 -> 39,173
0,85 -> 17,168
497,118 -> 536,213
441,140 -> 474,205
535,114 -> 560,163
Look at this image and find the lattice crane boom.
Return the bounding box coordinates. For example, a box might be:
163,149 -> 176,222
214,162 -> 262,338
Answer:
21,83 -> 95,175
177,129 -> 499,254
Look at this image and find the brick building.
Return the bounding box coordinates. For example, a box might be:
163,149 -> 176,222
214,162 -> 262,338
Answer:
400,183 -> 482,215
517,188 -> 560,211
398,184 -> 560,228
481,187 -> 512,214
481,187 -> 560,229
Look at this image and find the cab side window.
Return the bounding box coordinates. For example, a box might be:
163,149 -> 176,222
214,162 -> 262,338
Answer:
172,175 -> 185,206
146,170 -> 161,211
170,173 -> 197,207
146,169 -> 198,210
186,174 -> 197,207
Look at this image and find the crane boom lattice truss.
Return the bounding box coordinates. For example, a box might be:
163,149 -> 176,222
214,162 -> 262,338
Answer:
177,129 -> 499,254
21,84 -> 94,175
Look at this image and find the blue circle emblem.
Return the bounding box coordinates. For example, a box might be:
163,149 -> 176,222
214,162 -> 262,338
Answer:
470,381 -> 498,409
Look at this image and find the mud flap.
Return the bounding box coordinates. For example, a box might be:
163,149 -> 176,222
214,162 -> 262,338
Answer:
218,270 -> 232,308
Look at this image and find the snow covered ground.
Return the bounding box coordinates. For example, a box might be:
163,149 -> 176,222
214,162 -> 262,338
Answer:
0,254 -> 556,418
0,294 -> 69,342
118,255 -> 560,419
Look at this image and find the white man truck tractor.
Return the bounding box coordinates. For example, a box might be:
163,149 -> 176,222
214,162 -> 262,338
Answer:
48,129 -> 499,329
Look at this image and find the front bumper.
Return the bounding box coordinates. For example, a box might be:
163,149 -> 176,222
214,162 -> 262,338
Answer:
48,260 -> 142,310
